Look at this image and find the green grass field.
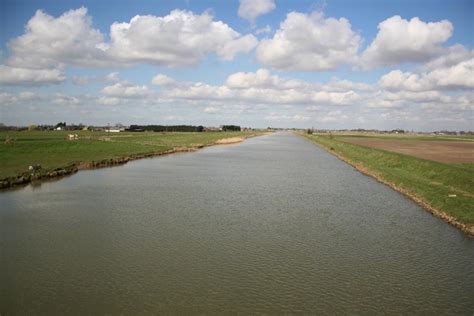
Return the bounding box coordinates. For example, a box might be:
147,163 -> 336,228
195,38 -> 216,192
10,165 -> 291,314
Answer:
0,130 -> 263,180
303,133 -> 474,229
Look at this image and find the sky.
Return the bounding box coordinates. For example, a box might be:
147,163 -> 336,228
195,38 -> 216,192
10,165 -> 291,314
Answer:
0,0 -> 472,130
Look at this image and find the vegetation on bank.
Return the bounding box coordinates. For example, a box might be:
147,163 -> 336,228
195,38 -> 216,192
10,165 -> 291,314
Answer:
303,133 -> 474,232
0,130 -> 263,181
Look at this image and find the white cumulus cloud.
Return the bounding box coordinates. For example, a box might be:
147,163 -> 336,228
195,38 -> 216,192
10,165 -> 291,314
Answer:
97,96 -> 121,106
0,65 -> 66,85
238,0 -> 276,23
7,7 -> 107,69
152,74 -> 178,87
379,58 -> 474,91
360,16 -> 453,69
106,10 -> 258,66
204,106 -> 221,114
256,11 -> 361,71
423,44 -> 474,70
1,7 -> 258,85
101,82 -> 150,98
161,69 -> 364,106
226,68 -> 303,89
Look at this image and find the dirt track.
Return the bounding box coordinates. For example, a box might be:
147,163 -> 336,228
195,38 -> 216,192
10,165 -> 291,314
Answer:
342,138 -> 474,163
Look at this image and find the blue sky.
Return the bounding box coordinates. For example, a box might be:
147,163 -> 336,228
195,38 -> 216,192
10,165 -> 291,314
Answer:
0,0 -> 472,130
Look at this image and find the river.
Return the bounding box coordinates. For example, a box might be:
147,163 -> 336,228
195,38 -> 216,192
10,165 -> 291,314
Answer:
1,132 -> 473,314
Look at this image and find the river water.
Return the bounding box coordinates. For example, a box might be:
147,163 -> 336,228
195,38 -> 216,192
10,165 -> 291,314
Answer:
1,132 -> 473,314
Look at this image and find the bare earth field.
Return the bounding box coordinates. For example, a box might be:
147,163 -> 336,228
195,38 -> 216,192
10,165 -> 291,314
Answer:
341,138 -> 474,163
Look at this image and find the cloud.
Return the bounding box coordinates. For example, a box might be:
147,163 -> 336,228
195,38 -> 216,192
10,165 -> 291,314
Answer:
105,72 -> 120,82
324,78 -> 375,92
423,44 -> 474,70
161,69 -> 365,106
72,75 -> 90,85
264,113 -> 311,122
365,85 -> 473,112
238,0 -> 276,23
256,11 -> 361,71
379,71 -> 428,92
71,72 -> 123,86
204,106 -> 221,114
106,10 -> 258,66
0,65 -> 66,85
97,96 -> 120,105
0,91 -> 41,105
152,74 -> 178,87
1,7 -> 258,85
316,110 -> 350,123
1,7 -> 106,86
360,16 -> 453,69
255,25 -> 272,35
379,58 -> 474,91
7,7 -> 107,69
425,59 -> 474,89
226,68 -> 303,89
52,93 -> 81,106
101,82 -> 150,98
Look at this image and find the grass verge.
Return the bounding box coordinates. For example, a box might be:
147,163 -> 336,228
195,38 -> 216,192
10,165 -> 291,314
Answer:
0,130 -> 265,188
302,133 -> 474,236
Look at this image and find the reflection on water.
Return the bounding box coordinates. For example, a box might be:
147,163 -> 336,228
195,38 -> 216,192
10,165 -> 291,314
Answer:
1,132 -> 473,314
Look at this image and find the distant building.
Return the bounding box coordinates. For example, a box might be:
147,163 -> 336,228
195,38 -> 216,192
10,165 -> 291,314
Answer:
106,128 -> 124,133
204,127 -> 221,132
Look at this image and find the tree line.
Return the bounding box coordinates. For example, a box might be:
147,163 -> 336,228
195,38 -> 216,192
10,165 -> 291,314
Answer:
127,125 -> 205,132
126,125 -> 242,132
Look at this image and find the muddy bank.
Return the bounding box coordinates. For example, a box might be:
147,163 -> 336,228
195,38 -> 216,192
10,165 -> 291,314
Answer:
302,135 -> 474,237
0,135 -> 258,191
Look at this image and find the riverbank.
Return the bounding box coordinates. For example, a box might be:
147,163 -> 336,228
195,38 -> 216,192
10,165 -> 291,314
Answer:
0,131 -> 265,190
301,133 -> 474,236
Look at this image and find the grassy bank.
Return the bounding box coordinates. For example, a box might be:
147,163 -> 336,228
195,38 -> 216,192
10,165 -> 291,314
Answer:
0,130 -> 264,186
302,133 -> 474,235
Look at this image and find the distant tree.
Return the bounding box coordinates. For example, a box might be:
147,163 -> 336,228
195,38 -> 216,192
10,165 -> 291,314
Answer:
222,125 -> 241,131
127,125 -> 205,132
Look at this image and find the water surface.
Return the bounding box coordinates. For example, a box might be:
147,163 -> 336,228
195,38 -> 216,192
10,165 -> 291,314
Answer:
1,132 -> 473,314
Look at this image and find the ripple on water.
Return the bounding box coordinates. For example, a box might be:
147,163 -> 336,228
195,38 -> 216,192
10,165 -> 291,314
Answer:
1,132 -> 473,314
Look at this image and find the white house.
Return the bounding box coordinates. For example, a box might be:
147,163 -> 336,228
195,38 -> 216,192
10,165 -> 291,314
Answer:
106,128 -> 123,133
